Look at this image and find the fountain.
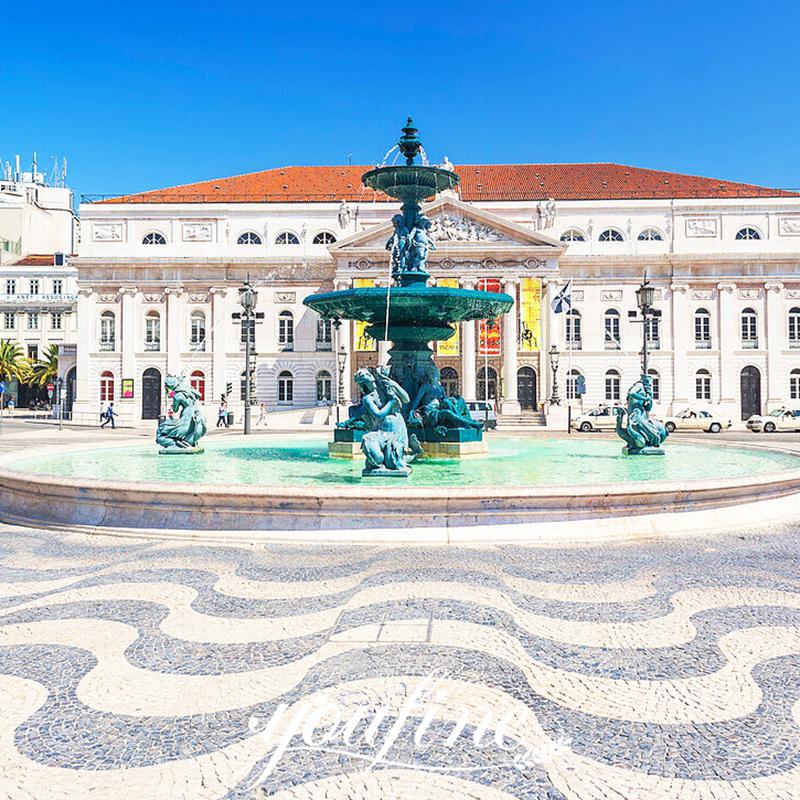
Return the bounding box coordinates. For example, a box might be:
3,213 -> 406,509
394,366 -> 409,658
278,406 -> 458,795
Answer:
304,119 -> 513,473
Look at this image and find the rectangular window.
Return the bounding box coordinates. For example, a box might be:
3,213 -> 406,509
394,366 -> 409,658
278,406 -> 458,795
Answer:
3,312 -> 15,329
52,279 -> 63,295
29,279 -> 39,295
5,279 -> 15,295
27,345 -> 38,360
27,312 -> 39,330
51,312 -> 62,330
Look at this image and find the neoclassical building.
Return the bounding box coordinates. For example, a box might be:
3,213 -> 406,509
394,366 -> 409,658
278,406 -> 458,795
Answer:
69,162 -> 800,423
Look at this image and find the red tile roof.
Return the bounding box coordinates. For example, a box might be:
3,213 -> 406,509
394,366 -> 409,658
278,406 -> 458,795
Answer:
97,163 -> 797,204
11,254 -> 62,266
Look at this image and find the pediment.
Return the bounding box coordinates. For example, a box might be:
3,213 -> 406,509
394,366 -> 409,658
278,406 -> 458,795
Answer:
330,196 -> 564,254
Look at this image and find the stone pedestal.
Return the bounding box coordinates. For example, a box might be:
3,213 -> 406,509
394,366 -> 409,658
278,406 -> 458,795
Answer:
328,426 -> 487,460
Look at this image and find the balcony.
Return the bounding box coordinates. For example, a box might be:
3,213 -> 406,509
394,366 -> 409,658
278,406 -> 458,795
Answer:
604,339 -> 621,351
144,341 -> 161,352
695,339 -> 712,350
279,341 -> 294,352
790,339 -> 800,349
315,340 -> 332,352
190,340 -> 206,352
99,341 -> 115,351
565,338 -> 582,350
742,339 -> 759,349
646,339 -> 661,350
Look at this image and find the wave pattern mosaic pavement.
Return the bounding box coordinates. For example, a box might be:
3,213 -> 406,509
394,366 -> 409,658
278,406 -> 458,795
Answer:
0,525 -> 799,798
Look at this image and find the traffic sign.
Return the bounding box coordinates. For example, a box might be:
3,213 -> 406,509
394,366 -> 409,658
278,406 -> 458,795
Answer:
0,381 -> 5,394
47,382 -> 55,392
576,375 -> 587,396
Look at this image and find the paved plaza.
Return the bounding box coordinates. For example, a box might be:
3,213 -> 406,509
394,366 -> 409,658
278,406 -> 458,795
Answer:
0,521 -> 798,799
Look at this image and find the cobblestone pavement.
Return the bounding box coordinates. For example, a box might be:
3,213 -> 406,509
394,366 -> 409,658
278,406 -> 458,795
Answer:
0,524 -> 799,799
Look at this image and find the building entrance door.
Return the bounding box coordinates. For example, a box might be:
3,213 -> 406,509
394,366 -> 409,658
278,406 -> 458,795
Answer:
142,368 -> 162,420
518,366 -> 537,410
740,366 -> 761,420
65,367 -> 76,418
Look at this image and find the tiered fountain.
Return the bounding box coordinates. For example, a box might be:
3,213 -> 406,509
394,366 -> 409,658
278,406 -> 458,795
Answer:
304,119 -> 513,475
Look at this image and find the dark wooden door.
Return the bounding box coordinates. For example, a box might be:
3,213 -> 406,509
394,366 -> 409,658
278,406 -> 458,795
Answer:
142,368 -> 162,420
740,366 -> 761,420
65,367 -> 76,417
518,367 -> 537,410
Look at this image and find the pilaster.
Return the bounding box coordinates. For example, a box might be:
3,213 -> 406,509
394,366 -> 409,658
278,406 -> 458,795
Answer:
670,283 -> 690,407
460,278 -> 477,401
164,286 -> 183,375
717,282 -> 737,405
501,278 -> 521,415
765,282 -> 785,406
210,286 -> 228,402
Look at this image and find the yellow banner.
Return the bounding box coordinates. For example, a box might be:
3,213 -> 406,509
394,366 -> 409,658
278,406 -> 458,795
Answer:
519,277 -> 542,352
353,278 -> 377,352
436,278 -> 460,356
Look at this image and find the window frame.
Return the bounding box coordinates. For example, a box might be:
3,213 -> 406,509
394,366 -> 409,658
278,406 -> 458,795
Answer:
605,369 -> 621,401
236,231 -> 263,245
312,231 -> 337,245
190,370 -> 206,402
604,309 -> 621,350
278,310 -> 294,348
695,369 -> 712,401
560,229 -> 586,242
278,370 -> 294,403
598,228 -> 624,242
142,231 -> 167,245
100,370 -> 115,403
275,231 -> 300,245
315,370 -> 332,403
735,227 -> 762,241
637,228 -> 664,241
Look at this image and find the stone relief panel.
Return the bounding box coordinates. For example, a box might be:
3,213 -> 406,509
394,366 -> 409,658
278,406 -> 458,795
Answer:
685,218 -> 719,238
428,213 -> 511,243
182,223 -> 214,242
572,290 -> 585,301
92,223 -> 124,242
601,290 -> 623,301
274,292 -> 296,303
778,218 -> 800,236
786,289 -> 800,298
692,289 -> 715,300
738,288 -> 760,299
188,292 -> 209,303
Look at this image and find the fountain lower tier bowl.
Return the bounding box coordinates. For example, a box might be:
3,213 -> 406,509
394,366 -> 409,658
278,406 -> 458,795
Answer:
304,286 -> 513,342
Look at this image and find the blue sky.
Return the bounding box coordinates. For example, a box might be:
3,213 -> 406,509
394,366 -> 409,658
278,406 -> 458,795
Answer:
4,0 -> 799,198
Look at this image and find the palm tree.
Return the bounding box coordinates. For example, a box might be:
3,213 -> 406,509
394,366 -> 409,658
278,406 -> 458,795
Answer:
0,339 -> 29,386
30,344 -> 58,388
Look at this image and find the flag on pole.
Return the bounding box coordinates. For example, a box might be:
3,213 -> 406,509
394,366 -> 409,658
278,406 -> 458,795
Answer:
550,280 -> 573,314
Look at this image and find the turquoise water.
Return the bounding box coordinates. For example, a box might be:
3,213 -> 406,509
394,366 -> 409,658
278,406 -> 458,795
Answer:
11,435 -> 800,488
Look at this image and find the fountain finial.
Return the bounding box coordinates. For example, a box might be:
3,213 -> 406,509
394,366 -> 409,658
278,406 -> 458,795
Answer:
398,117 -> 422,165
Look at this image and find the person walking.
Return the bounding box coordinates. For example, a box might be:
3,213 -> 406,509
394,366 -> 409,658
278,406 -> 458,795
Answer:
256,402 -> 267,427
100,402 -> 117,429
217,400 -> 228,428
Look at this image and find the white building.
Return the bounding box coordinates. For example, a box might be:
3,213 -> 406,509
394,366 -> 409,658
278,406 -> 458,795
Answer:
71,161 -> 800,424
0,155 -> 78,406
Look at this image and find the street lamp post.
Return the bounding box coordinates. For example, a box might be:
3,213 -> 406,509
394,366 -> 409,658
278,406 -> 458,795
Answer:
336,342 -> 347,425
56,377 -> 64,431
237,279 -> 258,435
635,273 -> 657,376
549,344 -> 561,406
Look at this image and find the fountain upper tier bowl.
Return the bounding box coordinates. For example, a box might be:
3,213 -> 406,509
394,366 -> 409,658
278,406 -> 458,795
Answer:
304,285 -> 513,342
362,165 -> 459,202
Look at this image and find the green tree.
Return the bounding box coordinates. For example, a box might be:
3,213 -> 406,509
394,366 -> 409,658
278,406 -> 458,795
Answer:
30,344 -> 59,388
0,339 -> 29,386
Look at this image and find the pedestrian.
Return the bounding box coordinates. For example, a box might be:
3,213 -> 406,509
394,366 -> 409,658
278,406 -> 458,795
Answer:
100,401 -> 117,429
256,402 -> 267,427
217,400 -> 228,428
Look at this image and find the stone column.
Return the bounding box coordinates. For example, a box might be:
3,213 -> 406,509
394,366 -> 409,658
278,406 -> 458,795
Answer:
765,282 -> 785,406
501,278 -> 521,415
210,286 -> 228,402
75,287 -> 93,404
460,278 -> 477,401
717,282 -> 737,408
670,284 -> 690,409
164,286 -> 183,375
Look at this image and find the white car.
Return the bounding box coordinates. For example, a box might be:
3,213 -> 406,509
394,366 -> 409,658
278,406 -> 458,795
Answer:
466,401 -> 497,430
746,408 -> 800,433
663,409 -> 732,433
572,405 -> 624,432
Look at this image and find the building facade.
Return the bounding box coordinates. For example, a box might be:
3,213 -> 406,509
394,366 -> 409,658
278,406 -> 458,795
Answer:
0,156 -> 78,406
71,163 -> 800,423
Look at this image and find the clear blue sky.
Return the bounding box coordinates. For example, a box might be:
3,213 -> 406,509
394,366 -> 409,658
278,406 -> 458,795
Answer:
4,0 -> 799,198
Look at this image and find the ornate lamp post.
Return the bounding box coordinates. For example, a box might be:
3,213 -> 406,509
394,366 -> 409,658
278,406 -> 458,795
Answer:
549,344 -> 561,406
336,342 -> 347,420
635,274 -> 656,376
238,279 -> 258,435
56,376 -> 64,431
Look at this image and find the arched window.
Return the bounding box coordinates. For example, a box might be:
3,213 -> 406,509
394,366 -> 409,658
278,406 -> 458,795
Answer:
789,307 -> 800,347
741,307 -> 758,348
190,370 -> 205,402
275,231 -> 300,245
566,368 -> 583,400
142,232 -> 166,245
316,370 -> 332,403
736,227 -> 761,240
278,310 -> 294,349
791,369 -> 800,400
440,366 -> 459,397
695,308 -> 711,349
604,309 -> 620,350
99,310 -> 115,350
598,229 -> 624,242
316,317 -> 332,351
312,231 -> 337,245
638,228 -> 664,241
190,311 -> 206,351
278,370 -> 294,403
566,309 -> 582,348
696,368 -> 712,401
144,310 -> 160,351
560,229 -> 586,242
647,368 -> 661,401
99,370 -> 114,402
237,231 -> 262,245
477,366 -> 497,401
605,369 -> 621,401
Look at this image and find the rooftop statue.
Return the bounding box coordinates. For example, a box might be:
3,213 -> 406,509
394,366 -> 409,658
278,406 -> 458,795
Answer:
339,366 -> 414,476
614,373 -> 668,455
156,374 -> 207,454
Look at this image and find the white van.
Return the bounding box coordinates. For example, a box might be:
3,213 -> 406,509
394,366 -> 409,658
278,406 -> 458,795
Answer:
466,401 -> 497,429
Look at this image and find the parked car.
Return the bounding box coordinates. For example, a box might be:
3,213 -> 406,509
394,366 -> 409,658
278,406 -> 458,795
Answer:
571,404 -> 624,432
662,409 -> 732,433
746,408 -> 800,433
466,400 -> 497,429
